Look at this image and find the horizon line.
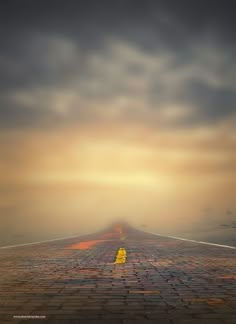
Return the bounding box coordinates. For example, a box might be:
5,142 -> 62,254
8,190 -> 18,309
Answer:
0,228 -> 236,250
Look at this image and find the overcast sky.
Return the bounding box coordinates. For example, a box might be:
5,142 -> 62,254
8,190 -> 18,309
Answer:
0,0 -> 235,239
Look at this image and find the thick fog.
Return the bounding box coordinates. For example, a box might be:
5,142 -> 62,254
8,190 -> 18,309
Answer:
0,1 -> 235,246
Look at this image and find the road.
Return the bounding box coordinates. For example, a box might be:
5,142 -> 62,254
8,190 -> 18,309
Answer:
0,223 -> 235,324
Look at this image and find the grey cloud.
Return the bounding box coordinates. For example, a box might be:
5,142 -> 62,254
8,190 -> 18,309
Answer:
1,1 -> 235,42
0,98 -> 58,129
0,34 -> 82,91
0,0 -> 235,128
180,81 -> 236,121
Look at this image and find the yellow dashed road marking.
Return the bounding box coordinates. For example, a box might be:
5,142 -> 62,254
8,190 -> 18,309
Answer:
114,247 -> 127,264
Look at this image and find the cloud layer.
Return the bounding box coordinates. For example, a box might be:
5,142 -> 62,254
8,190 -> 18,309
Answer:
0,0 -> 236,128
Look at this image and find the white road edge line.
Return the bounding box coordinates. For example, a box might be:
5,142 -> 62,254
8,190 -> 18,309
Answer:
1,228 -> 235,250
139,229 -> 236,250
0,232 -> 93,249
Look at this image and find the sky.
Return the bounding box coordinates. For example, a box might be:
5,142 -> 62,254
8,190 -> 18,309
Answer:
0,0 -> 235,243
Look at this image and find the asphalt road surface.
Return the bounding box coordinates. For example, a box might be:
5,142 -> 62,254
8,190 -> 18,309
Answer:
0,223 -> 235,324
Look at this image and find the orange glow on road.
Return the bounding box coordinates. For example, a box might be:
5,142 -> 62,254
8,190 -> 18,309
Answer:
68,240 -> 107,250
100,233 -> 116,239
115,226 -> 123,234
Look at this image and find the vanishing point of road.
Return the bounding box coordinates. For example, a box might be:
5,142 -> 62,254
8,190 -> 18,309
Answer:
0,223 -> 235,324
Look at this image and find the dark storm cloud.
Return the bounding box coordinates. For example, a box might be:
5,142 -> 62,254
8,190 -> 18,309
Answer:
0,0 -> 235,128
181,81 -> 236,121
1,0 -> 236,42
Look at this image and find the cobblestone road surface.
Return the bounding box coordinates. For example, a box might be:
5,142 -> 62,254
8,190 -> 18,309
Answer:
0,223 -> 235,324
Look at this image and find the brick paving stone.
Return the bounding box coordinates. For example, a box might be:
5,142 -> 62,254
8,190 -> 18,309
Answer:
0,223 -> 235,323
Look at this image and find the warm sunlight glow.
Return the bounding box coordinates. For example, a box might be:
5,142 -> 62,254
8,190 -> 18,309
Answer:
29,171 -> 172,192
